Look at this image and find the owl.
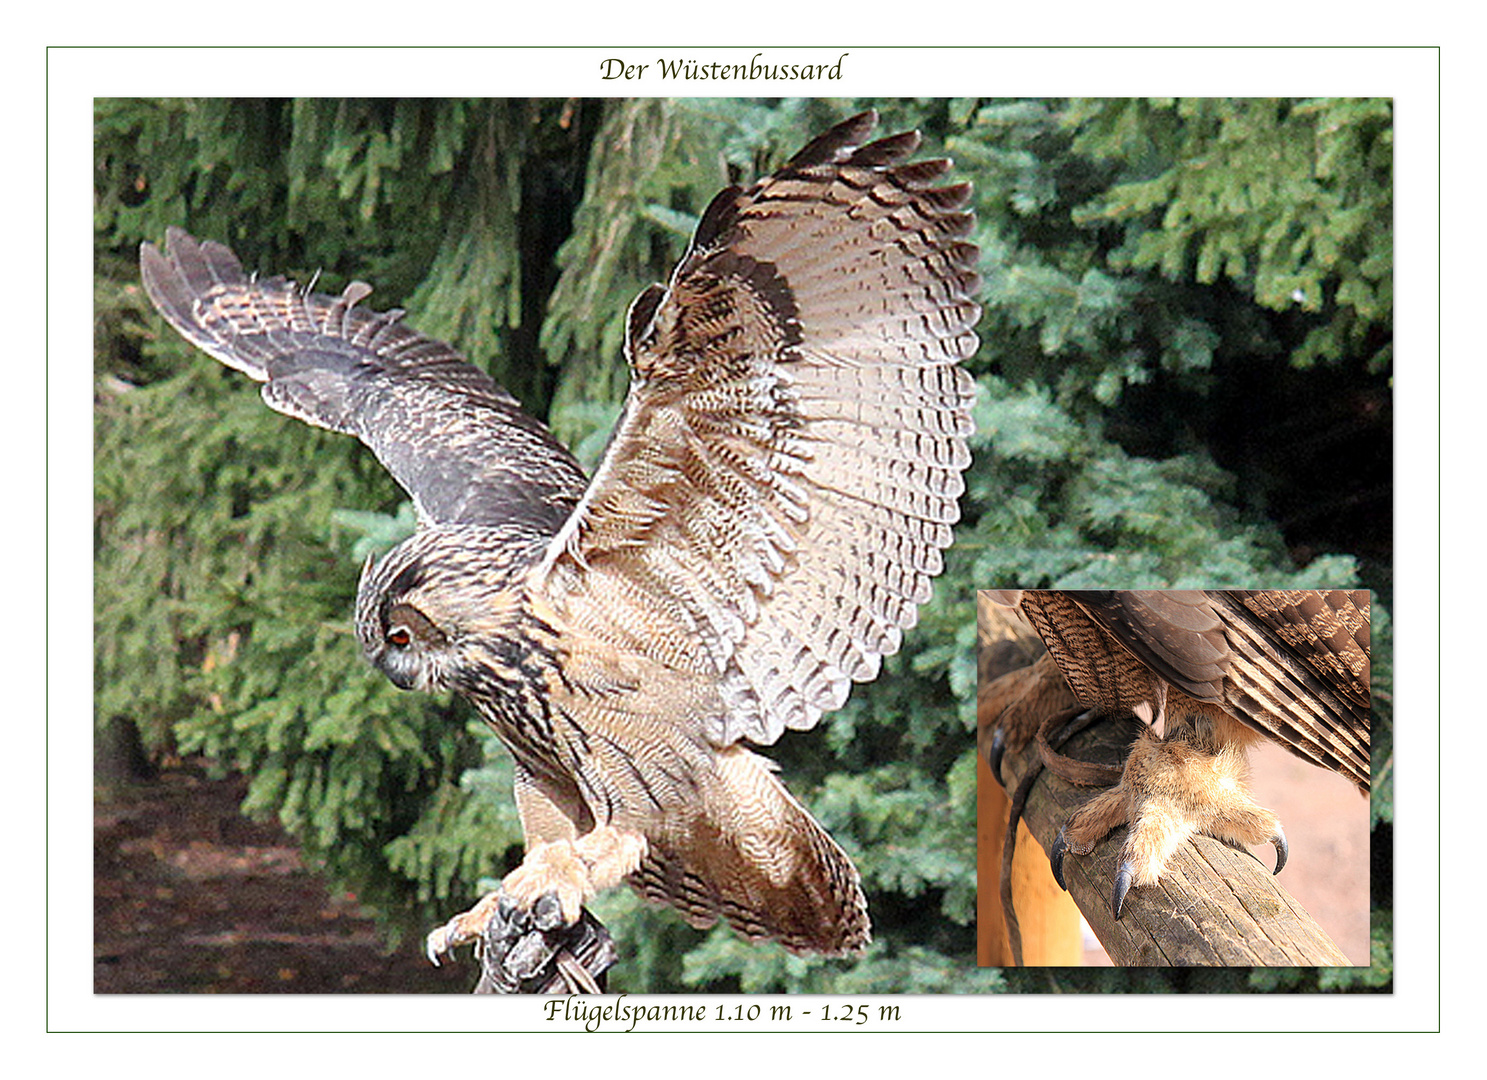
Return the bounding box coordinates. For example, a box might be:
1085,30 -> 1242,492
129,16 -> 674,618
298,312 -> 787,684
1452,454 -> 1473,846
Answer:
141,110 -> 981,983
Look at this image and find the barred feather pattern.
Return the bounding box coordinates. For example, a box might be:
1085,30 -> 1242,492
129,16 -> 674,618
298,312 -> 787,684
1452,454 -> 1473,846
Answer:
140,228 -> 587,531
1217,591 -> 1370,786
624,745 -> 871,955
998,590 -> 1372,788
541,110 -> 981,747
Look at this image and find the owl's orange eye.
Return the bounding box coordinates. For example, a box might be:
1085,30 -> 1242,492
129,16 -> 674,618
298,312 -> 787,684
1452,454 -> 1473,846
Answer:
387,627 -> 412,647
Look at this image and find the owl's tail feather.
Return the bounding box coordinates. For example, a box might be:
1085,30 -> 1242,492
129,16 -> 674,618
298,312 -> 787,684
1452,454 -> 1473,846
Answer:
625,746 -> 870,955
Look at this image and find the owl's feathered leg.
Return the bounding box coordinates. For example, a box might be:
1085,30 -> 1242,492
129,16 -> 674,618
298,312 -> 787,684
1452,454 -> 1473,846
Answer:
426,825 -> 648,967
1049,708 -> 1288,918
504,827 -> 650,918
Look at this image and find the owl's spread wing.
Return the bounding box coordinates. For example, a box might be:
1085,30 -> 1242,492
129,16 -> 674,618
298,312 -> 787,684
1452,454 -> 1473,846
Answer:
140,228 -> 588,532
534,111 -> 982,747
1017,590 -> 1372,788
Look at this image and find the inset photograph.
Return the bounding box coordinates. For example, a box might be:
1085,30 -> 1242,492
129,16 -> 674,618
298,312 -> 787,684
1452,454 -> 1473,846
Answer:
977,589 -> 1371,967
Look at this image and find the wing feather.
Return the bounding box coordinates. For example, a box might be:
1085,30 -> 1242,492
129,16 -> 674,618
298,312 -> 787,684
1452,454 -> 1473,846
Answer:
1035,590 -> 1372,789
140,227 -> 587,532
535,111 -> 981,746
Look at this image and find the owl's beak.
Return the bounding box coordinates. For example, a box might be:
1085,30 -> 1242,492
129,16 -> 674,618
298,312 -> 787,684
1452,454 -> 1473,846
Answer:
374,651 -> 420,691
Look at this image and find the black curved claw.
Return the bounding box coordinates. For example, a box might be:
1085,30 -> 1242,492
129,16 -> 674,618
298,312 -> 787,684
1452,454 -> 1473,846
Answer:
988,728 -> 1007,786
1111,862 -> 1135,920
1271,825 -> 1289,876
1049,829 -> 1070,891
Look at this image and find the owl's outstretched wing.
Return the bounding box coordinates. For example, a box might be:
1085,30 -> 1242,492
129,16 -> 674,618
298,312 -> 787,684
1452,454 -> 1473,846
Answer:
534,111 -> 982,747
140,227 -> 587,533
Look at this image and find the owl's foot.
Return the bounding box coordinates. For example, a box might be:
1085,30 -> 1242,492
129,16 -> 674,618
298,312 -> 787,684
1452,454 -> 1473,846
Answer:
1048,727 -> 1287,918
426,890 -> 518,967
425,827 -> 646,984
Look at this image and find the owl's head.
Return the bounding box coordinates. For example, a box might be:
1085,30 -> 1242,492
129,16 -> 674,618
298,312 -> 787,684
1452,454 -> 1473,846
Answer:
353,525 -> 541,694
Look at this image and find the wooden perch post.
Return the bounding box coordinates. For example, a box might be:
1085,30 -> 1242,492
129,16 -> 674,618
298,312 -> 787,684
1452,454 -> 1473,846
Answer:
990,709 -> 1351,966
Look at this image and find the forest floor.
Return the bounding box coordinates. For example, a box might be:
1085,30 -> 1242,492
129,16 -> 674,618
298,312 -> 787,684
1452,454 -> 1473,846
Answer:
94,761 -> 471,994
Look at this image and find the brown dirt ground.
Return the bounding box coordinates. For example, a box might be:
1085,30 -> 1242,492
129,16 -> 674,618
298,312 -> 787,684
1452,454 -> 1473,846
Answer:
93,761 -> 474,994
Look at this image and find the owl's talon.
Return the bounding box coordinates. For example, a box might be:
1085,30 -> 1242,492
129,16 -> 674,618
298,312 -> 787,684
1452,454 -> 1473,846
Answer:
425,890 -> 508,966
1111,861 -> 1135,920
426,918 -> 460,966
1271,826 -> 1289,876
1050,829 -> 1070,891
988,728 -> 1007,786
